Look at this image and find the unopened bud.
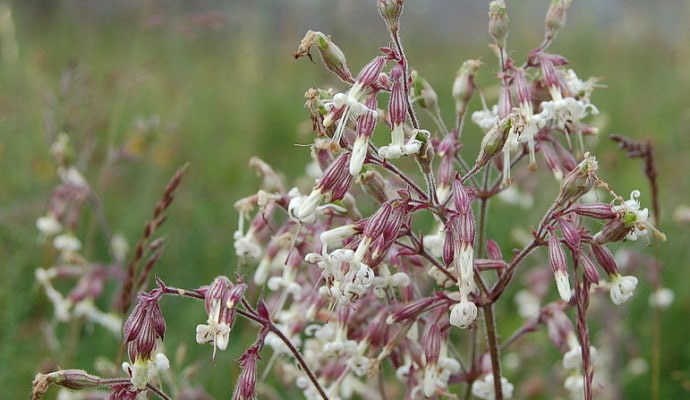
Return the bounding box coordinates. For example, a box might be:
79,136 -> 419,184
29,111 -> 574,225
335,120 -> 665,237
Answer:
294,30 -> 352,83
578,251 -> 600,284
410,69 -> 439,113
377,0 -> 404,33
545,0 -> 572,43
548,231 -> 571,301
475,115 -> 511,170
555,152 -> 598,207
359,170 -> 392,204
589,243 -> 619,276
488,0 -> 509,47
452,59 -> 481,115
572,203 -> 616,220
387,296 -> 436,324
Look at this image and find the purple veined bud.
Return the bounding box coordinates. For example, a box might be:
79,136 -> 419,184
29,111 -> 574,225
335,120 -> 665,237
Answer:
550,137 -> 578,171
474,114 -> 511,171
410,69 -> 439,114
294,30 -> 353,83
452,177 -> 471,215
488,0 -> 509,48
548,230 -> 572,301
232,348 -> 260,400
452,59 -> 481,116
377,0 -> 404,33
543,303 -> 574,350
578,251 -> 600,284
300,152 -> 354,221
572,203 -> 616,220
538,52 -> 569,100
33,369 -> 102,392
356,56 -> 388,89
498,84 -> 512,120
442,224 -> 455,266
540,142 -> 565,180
592,218 -> 630,245
513,68 -> 532,110
544,0 -> 572,43
557,218 -> 581,252
350,95 -> 379,176
386,296 -> 436,324
123,291 -> 166,361
554,152 -> 598,207
389,64 -> 407,129
359,170 -> 393,204
486,239 -> 503,260
435,134 -> 458,203
422,319 -> 443,397
589,243 -> 619,276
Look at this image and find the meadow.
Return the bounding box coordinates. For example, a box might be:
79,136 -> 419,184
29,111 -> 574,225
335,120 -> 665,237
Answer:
1,1 -> 689,399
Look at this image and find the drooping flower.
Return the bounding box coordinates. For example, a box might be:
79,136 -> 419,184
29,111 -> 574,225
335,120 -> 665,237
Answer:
609,273 -> 638,305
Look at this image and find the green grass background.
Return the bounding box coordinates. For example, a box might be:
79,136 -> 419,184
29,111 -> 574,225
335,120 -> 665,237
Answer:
1,1 -> 689,399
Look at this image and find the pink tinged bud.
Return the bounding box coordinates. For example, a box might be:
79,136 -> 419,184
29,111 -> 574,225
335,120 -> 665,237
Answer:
316,152 -> 354,201
555,152 -> 598,206
572,203 -> 616,220
557,218 -> 581,252
452,59 -> 481,115
590,244 -> 619,276
592,218 -> 630,245
545,0 -> 572,41
123,292 -> 165,361
389,65 -> 407,127
442,228 -> 455,266
539,52 -> 561,94
386,296 -> 436,324
498,85 -> 512,120
233,349 -> 260,400
475,116 -> 511,170
486,239 -> 503,260
410,70 -> 440,114
35,369 -> 102,391
541,143 -> 565,180
350,96 -> 378,176
424,321 -> 442,367
548,232 -> 571,301
377,0 -> 404,32
488,0 -> 509,47
578,251 -> 600,284
360,170 -> 391,204
356,56 -> 387,88
452,178 -> 471,215
514,68 -> 532,108
294,30 -> 352,83
436,135 -> 458,191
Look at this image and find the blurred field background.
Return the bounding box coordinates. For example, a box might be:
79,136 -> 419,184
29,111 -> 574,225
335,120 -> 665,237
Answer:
1,0 -> 689,398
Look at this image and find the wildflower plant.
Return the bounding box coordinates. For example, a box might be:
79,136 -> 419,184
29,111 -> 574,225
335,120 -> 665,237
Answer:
33,1 -> 667,400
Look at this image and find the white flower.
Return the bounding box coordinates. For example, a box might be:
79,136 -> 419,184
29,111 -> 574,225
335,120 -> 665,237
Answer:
53,233 -> 81,253
37,214 -> 62,236
562,334 -> 597,370
610,273 -> 638,305
514,290 -> 540,320
195,300 -> 231,354
122,351 -> 170,390
471,105 -> 499,131
649,287 -> 674,309
555,269 -> 572,301
612,190 -> 661,241
233,228 -> 262,259
472,373 -> 514,400
564,374 -> 585,400
538,93 -> 599,132
564,69 -> 599,99
371,265 -> 410,298
449,299 -> 477,329
323,84 -> 377,145
288,192 -> 321,223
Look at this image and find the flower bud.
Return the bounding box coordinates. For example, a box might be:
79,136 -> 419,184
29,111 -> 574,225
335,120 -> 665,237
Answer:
474,115 -> 511,171
488,0 -> 509,47
452,59 -> 481,115
578,251 -> 600,284
589,243 -> 618,276
377,0 -> 404,33
548,231 -> 571,301
572,203 -> 616,220
545,0 -> 572,43
555,152 -> 598,207
410,69 -> 439,114
294,30 -> 352,83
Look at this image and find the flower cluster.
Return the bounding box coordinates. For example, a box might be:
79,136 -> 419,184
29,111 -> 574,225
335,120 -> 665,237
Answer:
33,1 -> 666,400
